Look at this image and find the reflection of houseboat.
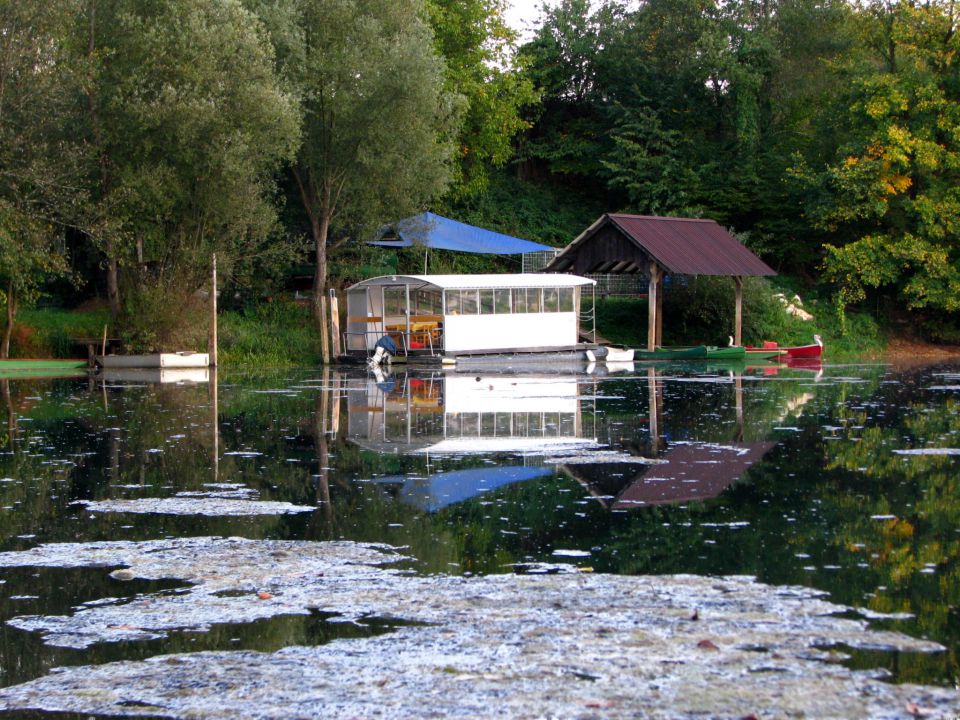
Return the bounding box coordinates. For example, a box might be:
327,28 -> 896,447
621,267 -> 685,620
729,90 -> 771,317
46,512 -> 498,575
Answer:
343,274 -> 597,366
347,372 -> 597,455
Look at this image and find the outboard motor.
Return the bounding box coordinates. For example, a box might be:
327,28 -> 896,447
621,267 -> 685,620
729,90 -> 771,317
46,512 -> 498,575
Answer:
368,335 -> 397,367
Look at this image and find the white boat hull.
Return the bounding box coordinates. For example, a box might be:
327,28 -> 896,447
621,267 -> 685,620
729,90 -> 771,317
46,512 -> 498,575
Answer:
97,352 -> 210,369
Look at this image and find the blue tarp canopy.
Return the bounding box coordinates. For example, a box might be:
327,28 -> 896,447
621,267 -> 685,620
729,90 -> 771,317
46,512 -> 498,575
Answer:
368,212 -> 553,255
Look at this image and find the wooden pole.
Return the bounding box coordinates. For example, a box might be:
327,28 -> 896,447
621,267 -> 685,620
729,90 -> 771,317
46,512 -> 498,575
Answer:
101,324 -> 107,356
319,295 -> 330,365
647,262 -> 660,351
734,275 -> 743,347
209,254 -> 218,367
655,274 -> 664,347
328,289 -> 341,358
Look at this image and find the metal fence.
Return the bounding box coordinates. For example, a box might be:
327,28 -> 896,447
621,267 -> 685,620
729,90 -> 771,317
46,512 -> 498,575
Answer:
522,250 -> 647,296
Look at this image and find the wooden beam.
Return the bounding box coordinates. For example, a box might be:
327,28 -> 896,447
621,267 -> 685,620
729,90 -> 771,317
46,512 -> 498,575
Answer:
734,275 -> 744,347
647,262 -> 660,351
655,274 -> 664,346
329,289 -> 341,358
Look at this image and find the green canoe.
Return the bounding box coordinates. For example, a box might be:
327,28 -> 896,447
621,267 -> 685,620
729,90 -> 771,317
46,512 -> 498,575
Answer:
0,359 -> 88,378
634,345 -> 747,361
634,346 -> 710,361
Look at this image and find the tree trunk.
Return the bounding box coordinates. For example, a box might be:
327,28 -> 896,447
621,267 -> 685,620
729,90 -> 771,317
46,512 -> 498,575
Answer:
1,281 -> 16,359
312,212 -> 329,330
106,248 -> 120,317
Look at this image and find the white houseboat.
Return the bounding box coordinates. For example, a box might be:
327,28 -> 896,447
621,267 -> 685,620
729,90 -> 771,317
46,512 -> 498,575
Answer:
343,274 -> 598,366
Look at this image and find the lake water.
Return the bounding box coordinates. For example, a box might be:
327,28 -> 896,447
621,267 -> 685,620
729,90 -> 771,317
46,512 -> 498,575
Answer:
0,359 -> 957,693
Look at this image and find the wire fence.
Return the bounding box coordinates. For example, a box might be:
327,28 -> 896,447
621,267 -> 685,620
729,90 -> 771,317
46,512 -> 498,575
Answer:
522,250 -> 648,296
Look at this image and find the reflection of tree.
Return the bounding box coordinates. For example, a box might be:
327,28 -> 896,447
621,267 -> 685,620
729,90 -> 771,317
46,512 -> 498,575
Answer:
821,392 -> 960,682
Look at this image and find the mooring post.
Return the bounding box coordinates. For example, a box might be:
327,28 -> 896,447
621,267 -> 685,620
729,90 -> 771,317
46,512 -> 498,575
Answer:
319,295 -> 330,365
209,253 -> 218,368
329,289 -> 341,358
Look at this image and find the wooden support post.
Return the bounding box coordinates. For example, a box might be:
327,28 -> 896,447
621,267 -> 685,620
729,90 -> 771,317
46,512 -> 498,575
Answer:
734,275 -> 743,347
655,274 -> 664,347
328,289 -> 341,358
319,295 -> 330,365
209,254 -> 218,368
647,262 -> 660,351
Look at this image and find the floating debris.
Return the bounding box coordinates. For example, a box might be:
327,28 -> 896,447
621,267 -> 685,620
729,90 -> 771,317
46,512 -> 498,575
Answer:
893,448 -> 960,456
0,538 -> 953,719
72,498 -> 315,517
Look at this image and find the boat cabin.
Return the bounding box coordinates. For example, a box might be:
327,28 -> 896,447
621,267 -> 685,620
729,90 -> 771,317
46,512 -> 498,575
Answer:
343,274 -> 596,359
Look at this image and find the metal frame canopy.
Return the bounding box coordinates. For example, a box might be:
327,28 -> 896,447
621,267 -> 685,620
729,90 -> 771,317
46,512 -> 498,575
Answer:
544,214 -> 776,349
344,274 -> 596,357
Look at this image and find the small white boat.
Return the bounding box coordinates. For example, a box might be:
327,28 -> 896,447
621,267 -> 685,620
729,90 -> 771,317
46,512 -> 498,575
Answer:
96,352 -> 210,369
603,347 -> 634,362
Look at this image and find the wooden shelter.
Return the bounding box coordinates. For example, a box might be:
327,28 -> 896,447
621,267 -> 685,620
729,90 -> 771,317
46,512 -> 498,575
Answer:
543,214 -> 776,350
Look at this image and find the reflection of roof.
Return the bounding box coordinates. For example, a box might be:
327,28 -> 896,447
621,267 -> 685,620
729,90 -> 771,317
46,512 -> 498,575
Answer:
376,466 -> 554,511
347,274 -> 595,291
545,214 -> 776,277
611,442 -> 775,509
368,212 -> 553,255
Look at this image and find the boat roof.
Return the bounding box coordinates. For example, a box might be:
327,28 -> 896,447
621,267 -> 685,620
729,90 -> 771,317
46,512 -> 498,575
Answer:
348,274 -> 596,291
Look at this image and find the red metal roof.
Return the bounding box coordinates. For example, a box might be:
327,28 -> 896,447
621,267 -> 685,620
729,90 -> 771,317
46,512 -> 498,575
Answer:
546,214 -> 776,277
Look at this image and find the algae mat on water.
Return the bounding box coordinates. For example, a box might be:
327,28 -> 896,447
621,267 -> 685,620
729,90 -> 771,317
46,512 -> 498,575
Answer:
0,537 -> 955,719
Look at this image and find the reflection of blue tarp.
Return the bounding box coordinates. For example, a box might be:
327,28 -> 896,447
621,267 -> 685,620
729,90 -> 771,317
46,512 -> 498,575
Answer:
368,212 -> 553,255
378,466 -> 553,512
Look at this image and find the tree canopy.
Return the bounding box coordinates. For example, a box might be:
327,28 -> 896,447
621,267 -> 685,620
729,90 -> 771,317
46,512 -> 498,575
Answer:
4,0 -> 960,347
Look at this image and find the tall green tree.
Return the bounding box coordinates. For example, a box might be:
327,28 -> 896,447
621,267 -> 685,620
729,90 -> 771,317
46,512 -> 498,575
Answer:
79,0 -> 299,328
426,0 -> 537,198
795,0 -> 960,321
0,0 -> 78,357
248,0 -> 463,327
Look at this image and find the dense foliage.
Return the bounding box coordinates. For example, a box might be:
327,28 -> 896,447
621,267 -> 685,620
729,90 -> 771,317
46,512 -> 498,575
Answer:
1,0 -> 958,351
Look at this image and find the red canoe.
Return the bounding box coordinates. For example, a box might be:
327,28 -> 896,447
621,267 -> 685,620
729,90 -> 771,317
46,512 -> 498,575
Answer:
745,335 -> 823,360
783,335 -> 823,359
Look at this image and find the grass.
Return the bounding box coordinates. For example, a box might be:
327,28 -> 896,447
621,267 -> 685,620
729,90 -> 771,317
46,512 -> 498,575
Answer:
218,301 -> 323,367
12,307 -> 112,358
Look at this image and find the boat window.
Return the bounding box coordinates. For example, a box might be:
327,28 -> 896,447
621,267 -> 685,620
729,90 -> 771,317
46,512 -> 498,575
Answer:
480,289 -> 495,314
384,287 -> 405,317
543,287 -> 560,312
445,289 -> 460,315
461,289 -> 479,314
559,287 -> 574,312
526,288 -> 542,313
494,289 -> 511,314
415,289 -> 441,315
512,288 -> 527,313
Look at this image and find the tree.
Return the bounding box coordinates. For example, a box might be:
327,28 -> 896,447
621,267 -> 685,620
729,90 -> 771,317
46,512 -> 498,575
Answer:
794,0 -> 960,323
426,0 -> 537,198
248,0 -> 463,327
78,0 -> 299,331
0,0 -> 78,357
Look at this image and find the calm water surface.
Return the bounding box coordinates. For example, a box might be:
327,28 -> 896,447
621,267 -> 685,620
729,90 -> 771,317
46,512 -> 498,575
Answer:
0,360 -> 958,690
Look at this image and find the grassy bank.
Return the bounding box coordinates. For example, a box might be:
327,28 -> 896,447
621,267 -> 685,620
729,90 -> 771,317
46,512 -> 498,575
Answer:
10,284 -> 883,366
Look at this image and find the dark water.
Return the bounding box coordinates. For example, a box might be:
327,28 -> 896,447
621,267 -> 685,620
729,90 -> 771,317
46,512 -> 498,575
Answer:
0,360 -> 957,690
